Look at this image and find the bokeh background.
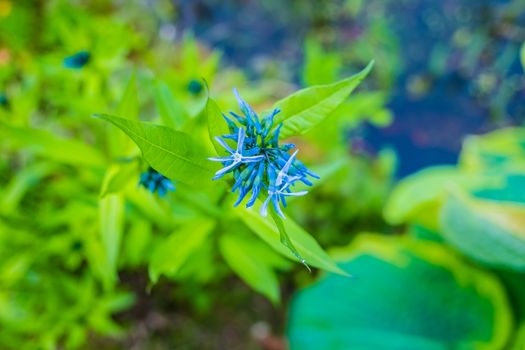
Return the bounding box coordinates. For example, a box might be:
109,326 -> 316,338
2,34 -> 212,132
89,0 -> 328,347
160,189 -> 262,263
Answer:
1,0 -> 525,349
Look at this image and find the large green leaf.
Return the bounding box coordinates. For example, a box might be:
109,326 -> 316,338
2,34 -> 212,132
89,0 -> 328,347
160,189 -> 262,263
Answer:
219,234 -> 280,303
287,235 -> 512,350
235,203 -> 347,275
149,219 -> 215,283
273,60 -> 374,139
94,114 -> 214,186
440,191 -> 525,271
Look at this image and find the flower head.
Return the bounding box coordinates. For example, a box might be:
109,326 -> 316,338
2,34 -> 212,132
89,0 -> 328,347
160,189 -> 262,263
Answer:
209,89 -> 319,218
139,167 -> 175,197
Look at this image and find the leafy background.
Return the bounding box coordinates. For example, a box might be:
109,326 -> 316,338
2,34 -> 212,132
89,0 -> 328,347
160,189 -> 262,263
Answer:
1,0 -> 525,349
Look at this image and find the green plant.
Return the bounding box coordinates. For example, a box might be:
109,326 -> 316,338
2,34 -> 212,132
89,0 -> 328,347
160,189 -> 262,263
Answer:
288,127 -> 525,349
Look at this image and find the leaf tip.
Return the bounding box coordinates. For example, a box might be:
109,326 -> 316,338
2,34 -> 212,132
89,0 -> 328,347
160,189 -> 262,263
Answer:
362,60 -> 375,76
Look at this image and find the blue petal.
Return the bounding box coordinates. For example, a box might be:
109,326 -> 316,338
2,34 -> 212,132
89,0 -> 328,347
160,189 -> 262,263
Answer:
214,136 -> 235,154
271,195 -> 286,218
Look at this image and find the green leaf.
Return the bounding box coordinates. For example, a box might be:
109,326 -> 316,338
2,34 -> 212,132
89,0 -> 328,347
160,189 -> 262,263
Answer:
302,38 -> 343,86
100,161 -> 138,197
122,219 -> 152,267
219,234 -> 280,303
154,80 -> 187,129
125,186 -> 176,231
99,194 -> 124,289
1,123 -> 106,167
273,60 -> 374,139
206,96 -> 230,155
0,163 -> 55,215
383,166 -> 470,227
513,324 -> 525,350
234,203 -> 347,275
288,234 -> 512,350
149,218 -> 216,283
460,127 -> 525,172
440,191 -> 525,271
117,73 -> 139,120
270,210 -> 310,272
94,114 -> 215,186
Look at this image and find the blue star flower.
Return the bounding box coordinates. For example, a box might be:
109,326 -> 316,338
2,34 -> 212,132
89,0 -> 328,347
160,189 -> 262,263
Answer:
139,167 -> 175,197
208,127 -> 265,180
208,89 -> 319,218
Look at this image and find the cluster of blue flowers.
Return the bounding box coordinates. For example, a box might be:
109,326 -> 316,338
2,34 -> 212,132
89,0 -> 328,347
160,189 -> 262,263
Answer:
209,89 -> 319,218
139,167 -> 175,197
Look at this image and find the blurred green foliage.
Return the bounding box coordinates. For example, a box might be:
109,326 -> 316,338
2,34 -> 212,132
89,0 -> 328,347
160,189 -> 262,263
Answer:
2,0 -> 523,349
289,127 -> 525,349
0,1 -> 391,348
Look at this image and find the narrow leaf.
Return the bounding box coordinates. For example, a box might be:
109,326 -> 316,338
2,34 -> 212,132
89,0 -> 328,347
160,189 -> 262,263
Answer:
274,60 -> 374,139
117,73 -> 139,120
270,210 -> 310,272
206,96 -> 230,155
235,203 -> 347,275
100,161 -> 138,197
154,80 -> 187,129
99,194 -> 124,289
94,114 -> 215,186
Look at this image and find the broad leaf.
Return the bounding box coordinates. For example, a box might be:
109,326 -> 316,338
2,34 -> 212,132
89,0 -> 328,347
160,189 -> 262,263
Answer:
149,219 -> 215,283
273,60 -> 374,139
94,114 -> 214,186
440,191 -> 525,271
235,203 -> 347,275
288,234 -> 512,350
219,234 -> 280,303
